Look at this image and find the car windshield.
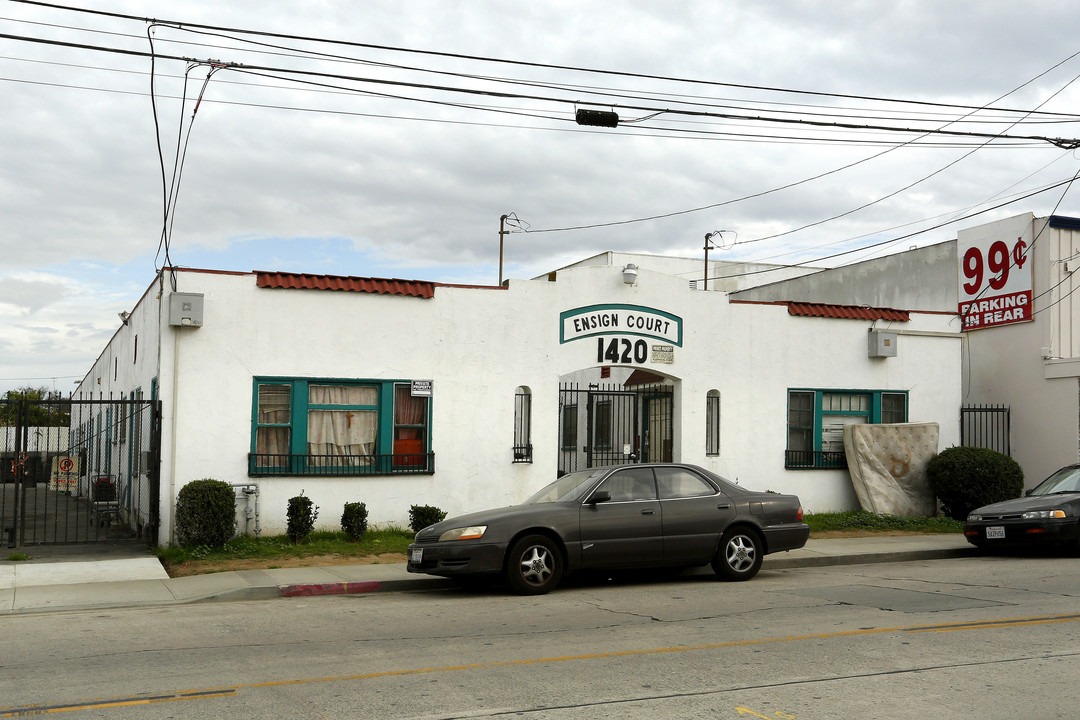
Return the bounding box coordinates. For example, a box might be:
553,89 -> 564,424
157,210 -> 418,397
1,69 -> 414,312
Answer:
1030,466 -> 1080,495
523,470 -> 603,504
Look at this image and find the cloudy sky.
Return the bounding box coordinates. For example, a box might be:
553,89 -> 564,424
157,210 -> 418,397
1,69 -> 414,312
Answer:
3,0 -> 1080,397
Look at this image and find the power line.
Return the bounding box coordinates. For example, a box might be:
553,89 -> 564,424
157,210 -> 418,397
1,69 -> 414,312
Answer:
9,30 -> 1075,152
515,47 -> 1080,236
8,22 -> 1080,133
136,22 -> 1080,132
9,3 -> 1080,148
2,72 -> 1043,151
703,175 -> 1080,284
12,0 -> 1080,123
732,65 -> 1080,248
7,0 -> 1080,284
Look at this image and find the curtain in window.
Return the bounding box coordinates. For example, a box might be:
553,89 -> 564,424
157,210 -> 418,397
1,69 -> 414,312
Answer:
395,386 -> 426,424
258,384 -> 291,423
256,427 -> 291,466
309,385 -> 377,407
308,411 -> 376,464
307,386 -> 378,465
256,384 -> 292,466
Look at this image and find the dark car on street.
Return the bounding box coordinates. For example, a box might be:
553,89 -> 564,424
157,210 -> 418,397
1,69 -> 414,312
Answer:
964,464 -> 1080,551
407,463 -> 809,594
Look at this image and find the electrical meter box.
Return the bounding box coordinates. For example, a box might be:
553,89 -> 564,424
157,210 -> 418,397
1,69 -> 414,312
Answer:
168,292 -> 204,327
868,330 -> 897,358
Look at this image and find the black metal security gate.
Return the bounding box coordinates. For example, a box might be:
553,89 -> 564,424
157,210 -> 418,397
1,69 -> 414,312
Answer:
961,404 -> 1010,456
1,398 -> 161,548
558,382 -> 673,475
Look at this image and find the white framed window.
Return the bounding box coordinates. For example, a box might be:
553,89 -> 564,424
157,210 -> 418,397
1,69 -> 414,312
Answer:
706,390 -> 720,456
513,386 -> 532,462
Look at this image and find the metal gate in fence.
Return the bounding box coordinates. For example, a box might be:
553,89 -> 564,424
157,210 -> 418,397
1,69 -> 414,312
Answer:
961,404 -> 1010,456
558,382 -> 673,475
1,398 -> 161,548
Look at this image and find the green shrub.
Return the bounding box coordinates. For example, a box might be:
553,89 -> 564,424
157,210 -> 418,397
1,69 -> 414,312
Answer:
409,504 -> 447,532
341,502 -> 369,541
927,446 -> 1024,520
804,510 -> 962,534
175,478 -> 236,547
286,491 -> 319,544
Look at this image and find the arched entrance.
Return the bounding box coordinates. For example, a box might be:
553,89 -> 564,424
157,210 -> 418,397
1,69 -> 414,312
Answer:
557,367 -> 676,475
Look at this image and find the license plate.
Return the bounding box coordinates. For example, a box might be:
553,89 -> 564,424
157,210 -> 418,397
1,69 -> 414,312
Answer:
986,526 -> 1005,539
410,548 -> 424,563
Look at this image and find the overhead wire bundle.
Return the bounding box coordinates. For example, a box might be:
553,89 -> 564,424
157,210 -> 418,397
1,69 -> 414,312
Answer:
3,0 -> 1080,290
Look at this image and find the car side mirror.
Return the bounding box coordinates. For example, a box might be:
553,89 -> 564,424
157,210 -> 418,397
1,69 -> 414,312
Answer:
588,490 -> 611,505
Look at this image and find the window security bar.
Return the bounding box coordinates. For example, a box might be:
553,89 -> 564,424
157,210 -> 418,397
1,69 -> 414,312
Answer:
248,452 -> 435,476
784,450 -> 847,469
512,444 -> 533,463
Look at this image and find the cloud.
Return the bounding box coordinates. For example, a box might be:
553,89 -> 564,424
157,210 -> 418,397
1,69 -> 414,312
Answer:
0,276 -> 69,314
2,0 -> 1080,395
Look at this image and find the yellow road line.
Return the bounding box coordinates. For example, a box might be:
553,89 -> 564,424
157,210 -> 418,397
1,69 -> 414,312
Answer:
4,613 -> 1078,716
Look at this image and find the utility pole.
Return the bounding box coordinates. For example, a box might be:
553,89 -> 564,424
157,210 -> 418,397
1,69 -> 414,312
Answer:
703,230 -> 733,291
499,214 -> 509,287
703,232 -> 716,291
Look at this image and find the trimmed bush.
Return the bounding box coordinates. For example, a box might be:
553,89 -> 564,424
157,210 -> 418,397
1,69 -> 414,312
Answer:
409,504 -> 447,532
927,446 -> 1024,520
175,478 -> 236,547
341,502 -> 369,541
286,491 -> 319,544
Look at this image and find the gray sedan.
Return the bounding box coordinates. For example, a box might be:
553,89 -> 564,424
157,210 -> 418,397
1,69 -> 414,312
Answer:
964,464 -> 1080,551
407,463 -> 809,594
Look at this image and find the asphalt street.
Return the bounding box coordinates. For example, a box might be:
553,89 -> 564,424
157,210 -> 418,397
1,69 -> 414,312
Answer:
0,534 -> 972,614
2,543 -> 1077,719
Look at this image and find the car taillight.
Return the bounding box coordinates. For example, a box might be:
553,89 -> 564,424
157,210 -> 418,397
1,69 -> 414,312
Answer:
796,505 -> 804,521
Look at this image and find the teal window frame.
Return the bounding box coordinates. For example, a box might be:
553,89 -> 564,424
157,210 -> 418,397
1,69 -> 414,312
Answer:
249,377 -> 433,476
785,389 -> 908,469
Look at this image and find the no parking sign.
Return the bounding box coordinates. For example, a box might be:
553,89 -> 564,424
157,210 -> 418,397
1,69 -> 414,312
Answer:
50,456 -> 80,491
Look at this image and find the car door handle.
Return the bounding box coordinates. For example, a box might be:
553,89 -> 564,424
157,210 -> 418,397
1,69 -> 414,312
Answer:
641,509 -> 655,515
717,504 -> 731,510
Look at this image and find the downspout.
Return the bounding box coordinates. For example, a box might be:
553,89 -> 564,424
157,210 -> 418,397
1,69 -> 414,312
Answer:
154,273 -> 167,545
168,317 -> 180,544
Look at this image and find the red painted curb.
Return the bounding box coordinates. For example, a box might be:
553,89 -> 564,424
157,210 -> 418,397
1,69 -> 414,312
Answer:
280,581 -> 382,597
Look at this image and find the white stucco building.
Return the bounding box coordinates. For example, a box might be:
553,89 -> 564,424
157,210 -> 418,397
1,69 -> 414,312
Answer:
76,249 -> 964,543
735,212 -> 1080,488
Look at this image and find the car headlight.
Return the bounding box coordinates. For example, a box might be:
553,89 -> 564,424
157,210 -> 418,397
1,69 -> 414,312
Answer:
1021,510 -> 1067,520
438,525 -> 487,541
967,514 -> 982,522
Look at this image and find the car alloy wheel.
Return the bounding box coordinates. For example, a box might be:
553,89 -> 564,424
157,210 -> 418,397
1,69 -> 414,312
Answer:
712,527 -> 763,581
505,534 -> 563,595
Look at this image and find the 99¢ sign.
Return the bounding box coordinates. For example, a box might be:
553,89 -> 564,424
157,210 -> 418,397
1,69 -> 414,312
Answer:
957,217 -> 1034,330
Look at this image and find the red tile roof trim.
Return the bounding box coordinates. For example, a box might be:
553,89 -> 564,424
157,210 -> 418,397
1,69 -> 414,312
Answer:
787,302 -> 909,321
256,272 -> 436,299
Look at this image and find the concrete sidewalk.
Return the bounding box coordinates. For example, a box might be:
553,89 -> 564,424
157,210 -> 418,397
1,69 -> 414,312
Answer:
0,534 -> 974,615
